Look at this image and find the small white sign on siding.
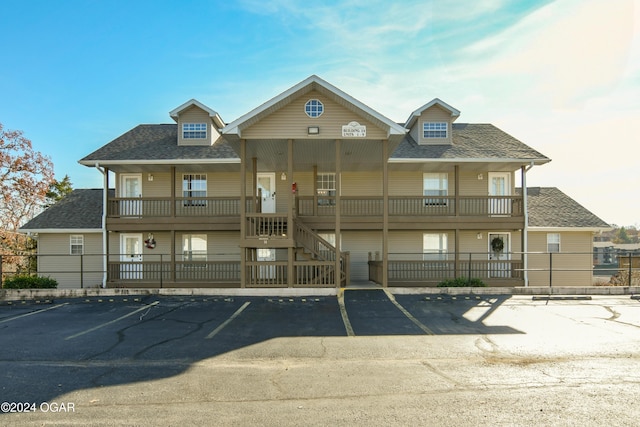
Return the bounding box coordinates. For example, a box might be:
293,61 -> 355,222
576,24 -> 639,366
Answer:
342,121 -> 366,137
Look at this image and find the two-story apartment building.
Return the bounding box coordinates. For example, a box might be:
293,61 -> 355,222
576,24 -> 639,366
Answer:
20,75 -> 609,289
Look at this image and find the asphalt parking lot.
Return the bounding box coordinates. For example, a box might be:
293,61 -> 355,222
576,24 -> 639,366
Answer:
1,290 -> 640,426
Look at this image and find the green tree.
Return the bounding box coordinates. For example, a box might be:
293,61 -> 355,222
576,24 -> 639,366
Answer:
45,174 -> 73,207
614,227 -> 632,244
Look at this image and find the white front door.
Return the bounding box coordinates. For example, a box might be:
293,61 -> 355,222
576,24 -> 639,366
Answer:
257,173 -> 276,213
120,234 -> 143,280
488,232 -> 511,278
488,172 -> 511,215
120,174 -> 142,216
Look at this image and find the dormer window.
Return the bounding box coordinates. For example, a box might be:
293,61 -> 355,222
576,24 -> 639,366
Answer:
183,123 -> 207,139
423,122 -> 448,139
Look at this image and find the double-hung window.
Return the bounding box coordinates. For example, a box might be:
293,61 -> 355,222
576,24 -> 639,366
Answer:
547,233 -> 561,253
423,173 -> 448,206
317,173 -> 336,206
70,235 -> 84,255
183,234 -> 207,262
423,233 -> 448,261
423,122 -> 447,139
183,174 -> 207,206
182,123 -> 207,139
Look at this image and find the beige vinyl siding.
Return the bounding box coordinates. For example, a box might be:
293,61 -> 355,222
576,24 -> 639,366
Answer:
37,233 -> 103,289
242,90 -> 388,140
342,231 -> 382,281
409,105 -> 453,145
144,172 -> 172,197
177,105 -> 218,146
342,171 -> 382,196
527,231 -> 593,286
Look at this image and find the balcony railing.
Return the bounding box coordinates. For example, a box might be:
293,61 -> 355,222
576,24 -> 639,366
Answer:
296,196 -> 523,217
107,195 -> 523,219
107,197 -> 260,218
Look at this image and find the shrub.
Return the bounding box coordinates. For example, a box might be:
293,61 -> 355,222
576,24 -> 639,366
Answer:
3,275 -> 58,289
437,277 -> 486,287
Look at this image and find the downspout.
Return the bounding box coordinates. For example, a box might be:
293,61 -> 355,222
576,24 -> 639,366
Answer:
95,163 -> 108,288
522,161 -> 535,287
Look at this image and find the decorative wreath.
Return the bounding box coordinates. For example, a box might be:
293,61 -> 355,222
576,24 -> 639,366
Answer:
144,234 -> 156,249
491,237 -> 504,253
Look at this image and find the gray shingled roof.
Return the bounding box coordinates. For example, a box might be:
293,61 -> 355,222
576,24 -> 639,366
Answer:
19,189 -> 113,231
519,187 -> 610,228
391,124 -> 549,161
22,187 -> 607,231
80,124 -> 238,162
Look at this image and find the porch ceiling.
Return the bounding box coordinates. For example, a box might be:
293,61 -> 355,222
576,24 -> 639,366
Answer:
245,138 -> 387,172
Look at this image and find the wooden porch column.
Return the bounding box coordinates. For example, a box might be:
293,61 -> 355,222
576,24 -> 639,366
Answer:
252,157 -> 258,213
313,165 -> 318,216
382,139 -> 389,288
170,167 -> 176,282
170,230 -> 176,283
104,167 -> 110,284
454,165 -> 460,278
240,139 -> 247,288
171,166 -> 176,218
287,139 -> 294,287
454,165 -> 460,217
454,229 -> 460,279
335,139 -> 342,288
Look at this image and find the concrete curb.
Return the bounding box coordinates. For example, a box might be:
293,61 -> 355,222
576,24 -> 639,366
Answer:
0,286 -> 638,301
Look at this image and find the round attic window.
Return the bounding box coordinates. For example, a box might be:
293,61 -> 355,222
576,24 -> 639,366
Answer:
304,99 -> 324,118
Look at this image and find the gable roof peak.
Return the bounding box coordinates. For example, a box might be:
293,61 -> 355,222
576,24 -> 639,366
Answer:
405,98 -> 461,128
169,99 -> 225,128
222,75 -> 407,137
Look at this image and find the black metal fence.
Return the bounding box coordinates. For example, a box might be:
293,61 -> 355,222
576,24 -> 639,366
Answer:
1,252 -> 639,288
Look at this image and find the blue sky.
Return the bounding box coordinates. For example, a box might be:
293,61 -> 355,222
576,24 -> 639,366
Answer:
1,0 -> 638,226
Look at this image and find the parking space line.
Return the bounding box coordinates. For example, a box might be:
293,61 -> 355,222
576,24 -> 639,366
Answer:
383,289 -> 434,335
205,301 -> 251,340
0,303 -> 69,324
65,301 -> 160,340
337,289 -> 355,337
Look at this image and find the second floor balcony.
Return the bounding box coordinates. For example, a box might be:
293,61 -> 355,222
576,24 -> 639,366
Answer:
106,195 -> 524,230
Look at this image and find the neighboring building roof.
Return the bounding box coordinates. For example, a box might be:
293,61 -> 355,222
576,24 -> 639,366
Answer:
594,242 -> 640,250
79,124 -> 239,165
519,187 -> 610,229
391,124 -> 550,164
19,189 -> 114,232
404,98 -> 461,129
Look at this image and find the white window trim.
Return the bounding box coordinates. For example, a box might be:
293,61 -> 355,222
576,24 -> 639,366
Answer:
423,172 -> 448,206
182,173 -> 207,206
182,123 -> 207,139
70,234 -> 84,255
422,121 -> 448,139
547,233 -> 561,253
182,234 -> 207,262
423,233 -> 448,261
304,99 -> 324,118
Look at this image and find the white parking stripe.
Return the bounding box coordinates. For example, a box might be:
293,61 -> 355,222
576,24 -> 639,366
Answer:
383,289 -> 434,335
337,289 -> 355,337
0,303 -> 69,324
205,301 -> 251,340
65,301 -> 160,340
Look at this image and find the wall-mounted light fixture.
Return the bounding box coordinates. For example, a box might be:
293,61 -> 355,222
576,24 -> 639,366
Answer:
148,174 -> 154,181
477,233 -> 483,240
280,172 -> 287,181
308,126 -> 320,135
477,173 -> 483,180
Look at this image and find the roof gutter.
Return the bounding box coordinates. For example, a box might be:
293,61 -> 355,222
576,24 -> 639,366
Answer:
95,163 -> 108,288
